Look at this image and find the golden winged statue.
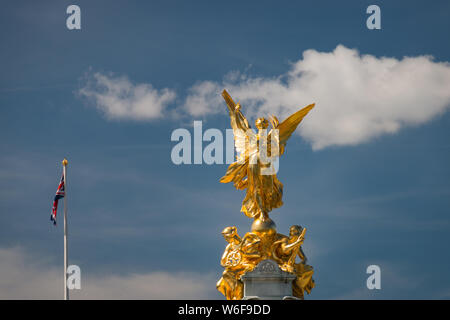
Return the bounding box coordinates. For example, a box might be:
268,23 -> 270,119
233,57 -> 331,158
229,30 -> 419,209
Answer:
220,89 -> 315,231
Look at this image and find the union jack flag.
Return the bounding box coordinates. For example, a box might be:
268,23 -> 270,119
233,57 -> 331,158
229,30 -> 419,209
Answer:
51,173 -> 65,225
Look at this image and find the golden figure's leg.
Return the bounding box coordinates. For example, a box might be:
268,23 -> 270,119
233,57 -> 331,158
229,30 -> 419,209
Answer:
246,163 -> 264,218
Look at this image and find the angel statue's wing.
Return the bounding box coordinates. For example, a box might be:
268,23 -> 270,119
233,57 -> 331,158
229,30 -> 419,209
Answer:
222,89 -> 250,132
220,90 -> 256,189
269,103 -> 315,156
221,90 -> 257,159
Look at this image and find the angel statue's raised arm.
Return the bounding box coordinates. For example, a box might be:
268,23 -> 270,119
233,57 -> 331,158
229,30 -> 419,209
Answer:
220,89 -> 315,231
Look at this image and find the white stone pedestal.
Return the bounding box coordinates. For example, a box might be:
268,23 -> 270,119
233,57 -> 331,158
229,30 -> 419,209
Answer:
241,259 -> 299,300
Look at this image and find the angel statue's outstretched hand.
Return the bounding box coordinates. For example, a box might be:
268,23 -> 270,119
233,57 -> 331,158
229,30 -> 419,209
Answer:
220,89 -> 314,228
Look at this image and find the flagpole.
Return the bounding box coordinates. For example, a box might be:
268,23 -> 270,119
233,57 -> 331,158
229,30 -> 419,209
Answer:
62,158 -> 69,301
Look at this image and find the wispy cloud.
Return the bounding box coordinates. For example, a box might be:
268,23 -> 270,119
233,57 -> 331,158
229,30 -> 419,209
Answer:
183,81 -> 223,117
79,45 -> 450,150
0,246 -> 218,299
79,72 -> 176,121
184,45 -> 450,150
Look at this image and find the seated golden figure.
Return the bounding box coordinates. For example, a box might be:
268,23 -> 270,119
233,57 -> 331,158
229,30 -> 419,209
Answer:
272,225 -> 315,299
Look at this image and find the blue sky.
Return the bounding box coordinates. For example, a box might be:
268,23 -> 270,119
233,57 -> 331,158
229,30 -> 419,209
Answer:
1,0 -> 450,299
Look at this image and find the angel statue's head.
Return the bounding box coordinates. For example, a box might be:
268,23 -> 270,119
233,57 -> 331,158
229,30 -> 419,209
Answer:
255,117 -> 269,130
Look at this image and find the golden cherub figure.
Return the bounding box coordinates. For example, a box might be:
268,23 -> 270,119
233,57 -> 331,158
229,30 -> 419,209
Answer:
220,89 -> 315,231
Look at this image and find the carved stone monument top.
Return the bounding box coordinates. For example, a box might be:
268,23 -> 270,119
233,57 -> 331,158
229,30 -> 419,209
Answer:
241,259 -> 295,280
241,260 -> 298,300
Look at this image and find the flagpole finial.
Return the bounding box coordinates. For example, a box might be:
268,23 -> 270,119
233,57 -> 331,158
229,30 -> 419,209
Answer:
62,158 -> 68,166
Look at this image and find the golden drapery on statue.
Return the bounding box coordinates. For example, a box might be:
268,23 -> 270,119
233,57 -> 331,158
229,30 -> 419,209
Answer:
220,89 -> 314,225
217,90 -> 316,300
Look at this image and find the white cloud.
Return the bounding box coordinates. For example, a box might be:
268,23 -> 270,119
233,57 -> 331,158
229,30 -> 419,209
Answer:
79,72 -> 176,121
75,271 -> 217,300
183,81 -> 223,117
183,45 -> 450,150
0,247 -> 217,299
79,46 -> 450,150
